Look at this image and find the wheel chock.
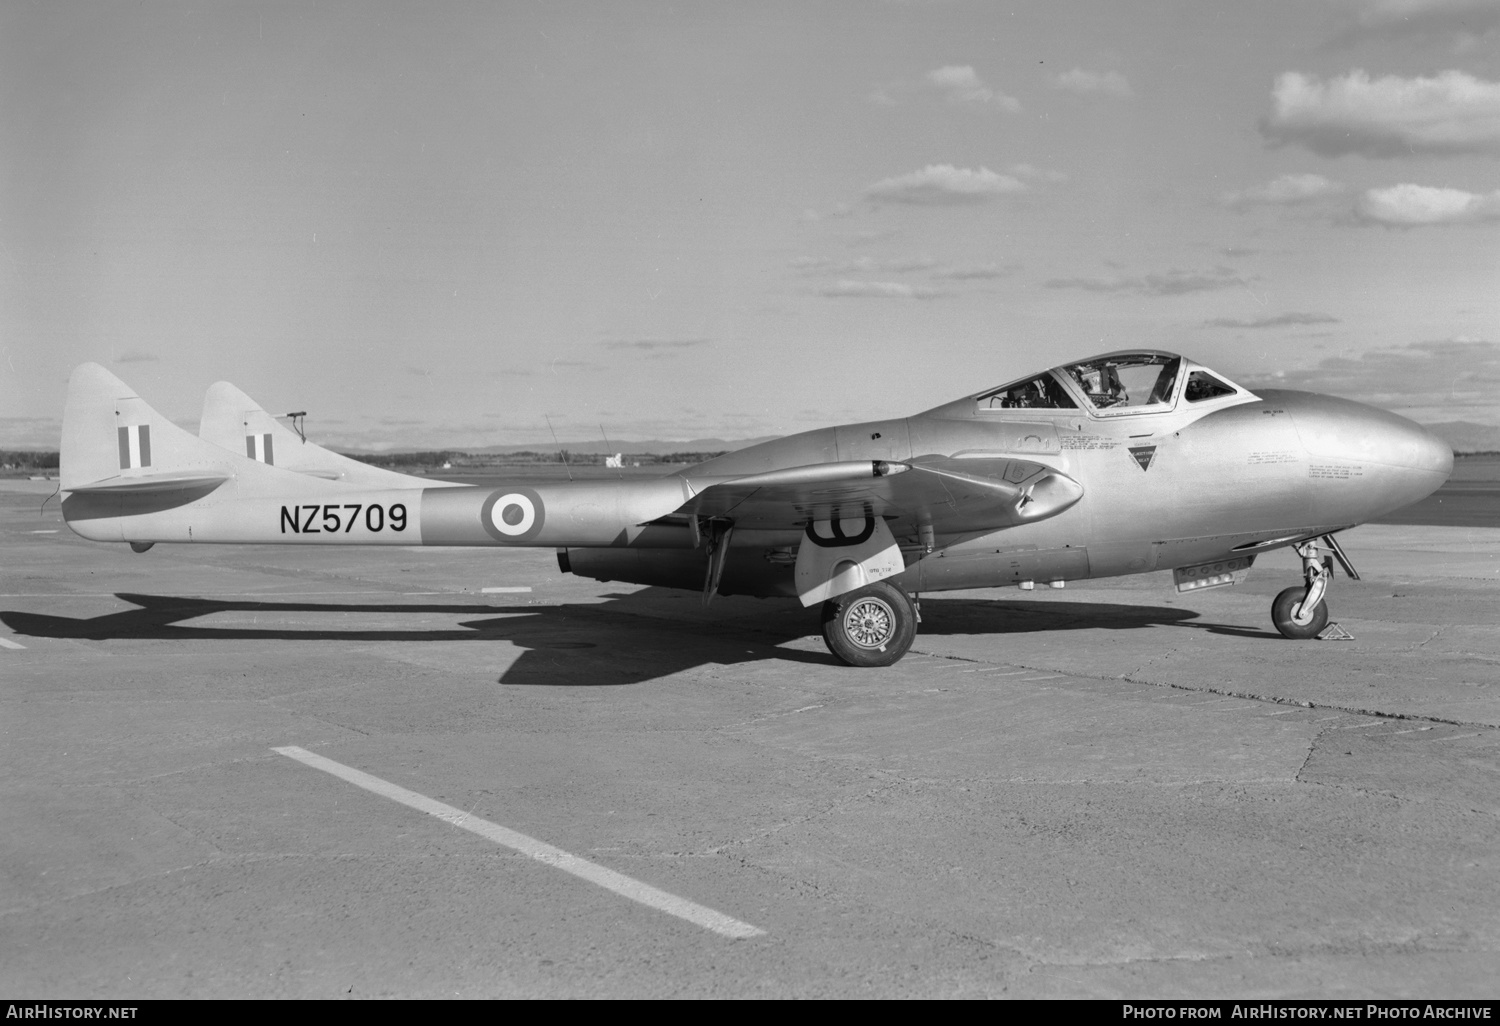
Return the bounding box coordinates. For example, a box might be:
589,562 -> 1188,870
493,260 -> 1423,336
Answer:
1316,622 -> 1354,640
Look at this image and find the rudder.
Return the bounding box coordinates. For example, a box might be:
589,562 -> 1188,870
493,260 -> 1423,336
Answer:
61,363 -> 218,493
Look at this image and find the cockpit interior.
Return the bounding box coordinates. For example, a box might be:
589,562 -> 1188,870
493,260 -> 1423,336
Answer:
976,351 -> 1248,417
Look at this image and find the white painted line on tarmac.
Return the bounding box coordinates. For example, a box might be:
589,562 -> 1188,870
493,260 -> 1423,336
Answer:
0,637 -> 26,649
1022,674 -> 1067,681
0,591 -> 477,598
28,530 -> 59,534
481,586 -> 533,593
272,745 -> 766,940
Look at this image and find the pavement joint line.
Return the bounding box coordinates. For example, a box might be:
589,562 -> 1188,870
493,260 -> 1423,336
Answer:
1295,725 -> 1329,783
1123,675 -> 1494,730
919,652 -> 1498,731
271,745 -> 766,941
919,652 -> 1497,731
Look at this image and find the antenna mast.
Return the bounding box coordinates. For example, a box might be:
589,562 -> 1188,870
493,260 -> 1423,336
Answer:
544,414 -> 572,482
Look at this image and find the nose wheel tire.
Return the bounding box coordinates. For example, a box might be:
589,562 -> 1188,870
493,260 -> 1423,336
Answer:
821,581 -> 917,667
1272,586 -> 1329,640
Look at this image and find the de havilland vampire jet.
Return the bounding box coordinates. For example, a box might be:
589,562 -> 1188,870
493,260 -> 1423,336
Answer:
57,351 -> 1451,666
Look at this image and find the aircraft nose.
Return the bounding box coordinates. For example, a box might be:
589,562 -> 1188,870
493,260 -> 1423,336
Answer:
1407,422 -> 1454,478
1292,395 -> 1450,472
1289,394 -> 1452,512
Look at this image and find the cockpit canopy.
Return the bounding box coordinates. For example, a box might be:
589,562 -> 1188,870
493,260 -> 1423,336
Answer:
975,351 -> 1249,418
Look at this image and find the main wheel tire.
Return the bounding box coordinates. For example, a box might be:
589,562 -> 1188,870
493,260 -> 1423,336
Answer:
1272,586 -> 1329,640
821,580 -> 917,667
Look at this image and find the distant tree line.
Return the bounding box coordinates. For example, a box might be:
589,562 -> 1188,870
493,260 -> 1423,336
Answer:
0,450 -> 59,471
343,450 -> 469,468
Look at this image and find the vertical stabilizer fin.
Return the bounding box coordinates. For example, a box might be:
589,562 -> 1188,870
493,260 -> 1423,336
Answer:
61,363 -> 227,494
199,380 -> 462,489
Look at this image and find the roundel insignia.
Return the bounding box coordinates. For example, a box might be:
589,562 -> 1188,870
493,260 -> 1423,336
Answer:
480,487 -> 545,543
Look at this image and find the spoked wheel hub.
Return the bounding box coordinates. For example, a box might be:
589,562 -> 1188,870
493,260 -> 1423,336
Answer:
844,597 -> 896,649
821,580 -> 917,667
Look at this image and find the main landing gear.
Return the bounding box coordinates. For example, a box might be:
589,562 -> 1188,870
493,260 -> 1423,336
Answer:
821,580 -> 918,667
1271,534 -> 1359,640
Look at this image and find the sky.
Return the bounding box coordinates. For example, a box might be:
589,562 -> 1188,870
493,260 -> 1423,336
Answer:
3,0 -> 1498,450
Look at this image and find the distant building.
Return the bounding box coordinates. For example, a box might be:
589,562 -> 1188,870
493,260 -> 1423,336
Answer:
604,453 -> 623,468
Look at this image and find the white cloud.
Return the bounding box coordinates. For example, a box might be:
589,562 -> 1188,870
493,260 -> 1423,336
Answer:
1357,182 -> 1500,225
864,165 -> 1027,205
795,255 -> 1016,281
791,255 -> 938,274
1348,0 -> 1499,21
1239,338 -> 1500,423
1223,173 -> 1344,209
597,340 -> 714,352
1333,0 -> 1500,40
925,65 -> 1022,112
819,280 -> 949,300
1204,312 -> 1341,328
1264,70 -> 1500,156
1044,267 -> 1246,296
930,262 -> 1018,280
1053,68 -> 1133,98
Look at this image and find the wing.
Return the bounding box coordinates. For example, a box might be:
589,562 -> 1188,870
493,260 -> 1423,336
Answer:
672,456 -> 1082,534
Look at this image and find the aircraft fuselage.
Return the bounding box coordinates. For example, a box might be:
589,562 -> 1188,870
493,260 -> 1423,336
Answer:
564,386 -> 1452,599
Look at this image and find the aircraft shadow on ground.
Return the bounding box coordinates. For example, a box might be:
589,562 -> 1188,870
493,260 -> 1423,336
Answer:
0,591 -> 828,686
0,589 -> 1269,687
925,597 -> 1279,640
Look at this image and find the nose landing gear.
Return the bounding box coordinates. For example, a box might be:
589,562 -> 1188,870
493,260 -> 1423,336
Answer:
1271,534 -> 1359,640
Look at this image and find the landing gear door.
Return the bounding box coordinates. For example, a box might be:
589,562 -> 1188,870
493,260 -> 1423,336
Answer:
795,514 -> 905,607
